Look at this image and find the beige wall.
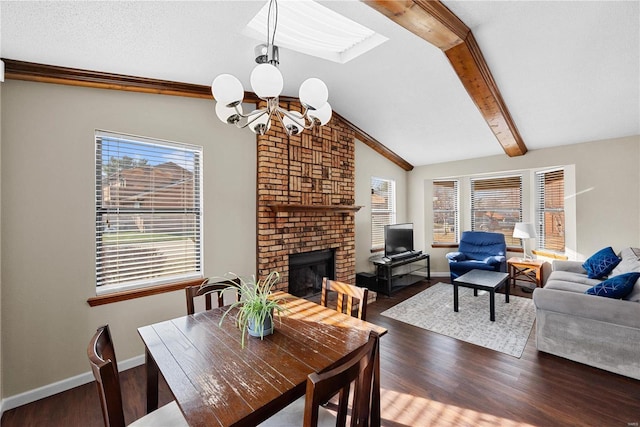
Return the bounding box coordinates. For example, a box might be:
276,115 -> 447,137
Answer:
5,77 -> 636,403
409,135 -> 640,274
0,81 -> 3,405
1,80 -> 256,397
354,140 -> 408,274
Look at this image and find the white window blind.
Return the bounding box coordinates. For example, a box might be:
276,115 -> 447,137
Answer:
536,168 -> 565,252
371,177 -> 396,249
471,175 -> 522,246
433,180 -> 459,244
95,131 -> 203,294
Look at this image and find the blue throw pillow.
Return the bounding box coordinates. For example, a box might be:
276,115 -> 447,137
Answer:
585,272 -> 640,299
582,247 -> 621,279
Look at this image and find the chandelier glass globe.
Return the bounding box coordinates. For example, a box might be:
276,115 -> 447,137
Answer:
299,78 -> 328,110
308,102 -> 332,126
211,74 -> 244,107
250,63 -> 284,99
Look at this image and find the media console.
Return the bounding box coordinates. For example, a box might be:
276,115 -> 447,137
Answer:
369,253 -> 430,296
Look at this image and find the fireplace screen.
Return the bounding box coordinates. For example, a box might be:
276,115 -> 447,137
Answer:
288,249 -> 335,298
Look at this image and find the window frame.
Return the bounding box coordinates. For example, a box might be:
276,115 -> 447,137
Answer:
535,168 -> 565,253
470,175 -> 523,247
370,176 -> 396,251
95,130 -> 204,296
432,180 -> 459,244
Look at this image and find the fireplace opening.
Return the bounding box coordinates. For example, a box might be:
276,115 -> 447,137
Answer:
288,249 -> 335,298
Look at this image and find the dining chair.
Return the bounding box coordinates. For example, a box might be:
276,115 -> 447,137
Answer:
259,330 -> 380,427
87,325 -> 188,427
321,277 -> 369,321
185,278 -> 240,315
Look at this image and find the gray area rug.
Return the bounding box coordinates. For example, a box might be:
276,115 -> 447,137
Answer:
381,283 -> 535,357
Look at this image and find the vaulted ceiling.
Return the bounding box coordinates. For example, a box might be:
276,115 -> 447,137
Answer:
2,1 -> 638,168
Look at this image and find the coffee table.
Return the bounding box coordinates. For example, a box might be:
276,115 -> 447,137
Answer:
453,270 -> 510,321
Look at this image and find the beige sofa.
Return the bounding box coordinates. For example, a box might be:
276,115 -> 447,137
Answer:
532,247 -> 640,380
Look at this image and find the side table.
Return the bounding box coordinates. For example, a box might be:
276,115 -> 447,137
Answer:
507,257 -> 544,290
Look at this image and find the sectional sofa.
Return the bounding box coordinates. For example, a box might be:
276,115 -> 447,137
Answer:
532,247 -> 640,380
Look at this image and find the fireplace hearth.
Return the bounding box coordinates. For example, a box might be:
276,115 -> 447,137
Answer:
288,249 -> 335,298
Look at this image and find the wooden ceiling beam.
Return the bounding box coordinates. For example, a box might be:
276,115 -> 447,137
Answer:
364,0 -> 527,157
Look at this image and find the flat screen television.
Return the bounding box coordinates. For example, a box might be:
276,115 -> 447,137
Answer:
384,223 -> 414,258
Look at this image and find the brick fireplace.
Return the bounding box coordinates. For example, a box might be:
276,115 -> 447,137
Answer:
256,101 -> 360,293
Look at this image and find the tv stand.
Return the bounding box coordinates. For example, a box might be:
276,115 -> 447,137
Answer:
371,253 -> 430,296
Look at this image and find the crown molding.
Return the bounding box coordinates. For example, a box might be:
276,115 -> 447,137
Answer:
3,58 -> 413,171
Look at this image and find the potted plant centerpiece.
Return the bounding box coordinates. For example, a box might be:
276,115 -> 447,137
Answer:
217,271 -> 287,348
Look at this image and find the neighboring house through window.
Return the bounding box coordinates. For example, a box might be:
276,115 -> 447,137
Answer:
536,168 -> 565,252
95,130 -> 203,294
371,177 -> 396,250
433,180 -> 459,244
471,175 -> 522,247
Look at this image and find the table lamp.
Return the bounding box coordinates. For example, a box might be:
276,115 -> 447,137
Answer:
513,222 -> 537,260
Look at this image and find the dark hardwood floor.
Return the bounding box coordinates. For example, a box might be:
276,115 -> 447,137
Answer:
2,278 -> 639,426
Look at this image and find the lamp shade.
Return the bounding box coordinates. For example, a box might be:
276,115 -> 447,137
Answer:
513,222 -> 536,239
250,63 -> 283,99
299,78 -> 328,110
211,74 -> 244,107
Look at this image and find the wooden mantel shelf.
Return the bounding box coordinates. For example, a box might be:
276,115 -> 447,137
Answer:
267,204 -> 363,213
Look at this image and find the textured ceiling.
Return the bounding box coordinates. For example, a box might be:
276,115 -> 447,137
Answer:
1,0 -> 638,167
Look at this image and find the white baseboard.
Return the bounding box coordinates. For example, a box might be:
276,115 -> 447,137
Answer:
430,271 -> 450,278
1,354 -> 145,415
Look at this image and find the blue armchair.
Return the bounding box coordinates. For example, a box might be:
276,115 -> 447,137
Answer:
446,231 -> 507,281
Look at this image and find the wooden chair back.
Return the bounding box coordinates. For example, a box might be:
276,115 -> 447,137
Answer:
87,325 -> 126,427
185,278 -> 240,315
321,278 -> 369,321
304,330 -> 380,427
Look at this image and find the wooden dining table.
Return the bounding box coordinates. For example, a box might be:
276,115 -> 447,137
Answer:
138,291 -> 387,427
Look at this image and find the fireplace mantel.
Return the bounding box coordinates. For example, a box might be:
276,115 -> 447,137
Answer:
267,204 -> 363,213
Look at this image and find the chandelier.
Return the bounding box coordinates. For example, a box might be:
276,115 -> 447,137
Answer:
211,0 -> 332,136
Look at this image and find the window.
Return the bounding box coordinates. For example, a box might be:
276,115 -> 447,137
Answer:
471,175 -> 522,247
95,131 -> 203,294
536,168 -> 565,252
371,177 -> 396,249
433,180 -> 459,244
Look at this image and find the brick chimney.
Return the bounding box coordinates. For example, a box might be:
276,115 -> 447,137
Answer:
256,101 -> 359,292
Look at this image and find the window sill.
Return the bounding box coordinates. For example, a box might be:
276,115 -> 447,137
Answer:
87,278 -> 204,307
432,244 -> 524,253
431,243 -> 458,249
532,249 -> 568,260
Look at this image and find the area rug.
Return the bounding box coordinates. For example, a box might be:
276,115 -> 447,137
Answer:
381,283 -> 535,357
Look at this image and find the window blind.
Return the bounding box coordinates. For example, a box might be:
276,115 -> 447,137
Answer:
536,168 -> 565,252
433,180 -> 459,244
371,177 -> 396,249
471,175 -> 522,246
95,131 -> 203,293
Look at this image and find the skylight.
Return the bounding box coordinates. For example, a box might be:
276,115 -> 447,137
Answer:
243,0 -> 388,64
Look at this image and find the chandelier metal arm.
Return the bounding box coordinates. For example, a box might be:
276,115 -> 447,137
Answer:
278,107 -> 316,130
